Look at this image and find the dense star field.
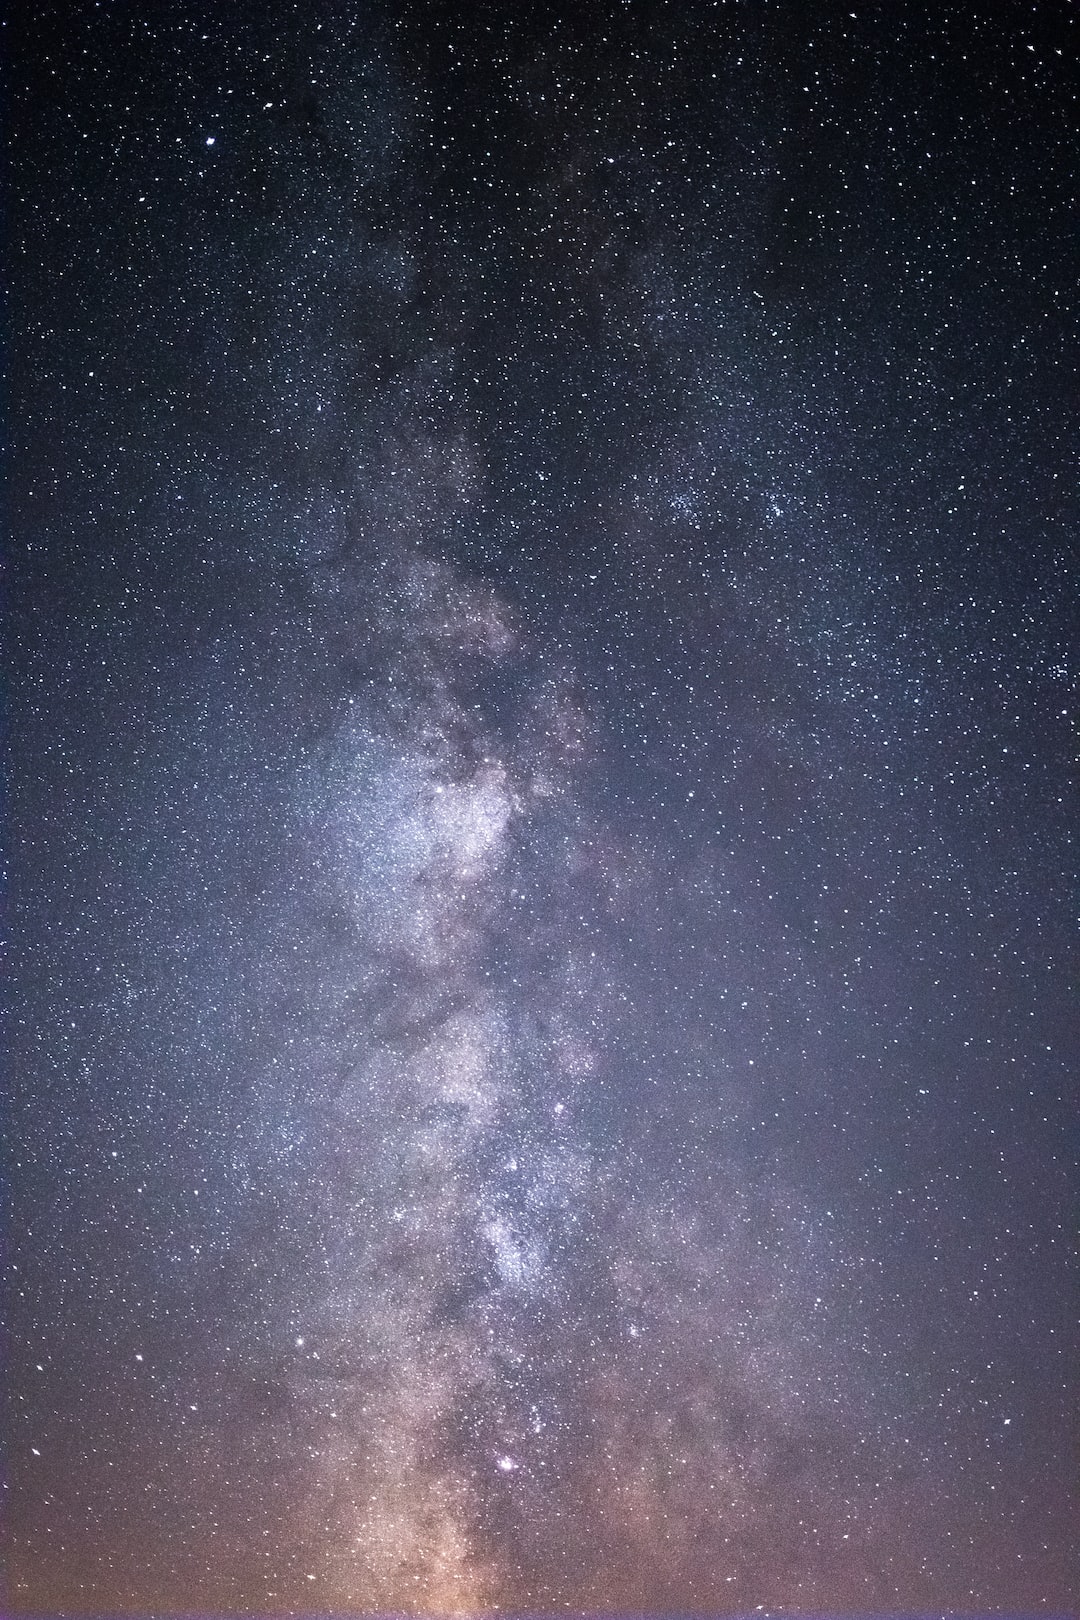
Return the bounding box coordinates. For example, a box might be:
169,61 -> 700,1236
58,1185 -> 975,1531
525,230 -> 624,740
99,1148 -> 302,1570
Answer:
6,1 -> 1077,1613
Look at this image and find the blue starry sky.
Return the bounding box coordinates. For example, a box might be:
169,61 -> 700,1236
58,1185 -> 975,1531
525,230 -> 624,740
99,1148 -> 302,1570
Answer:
7,0 -> 1077,1612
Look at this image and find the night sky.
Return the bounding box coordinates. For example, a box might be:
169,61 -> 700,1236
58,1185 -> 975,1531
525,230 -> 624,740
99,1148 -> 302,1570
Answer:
7,1 -> 1077,1614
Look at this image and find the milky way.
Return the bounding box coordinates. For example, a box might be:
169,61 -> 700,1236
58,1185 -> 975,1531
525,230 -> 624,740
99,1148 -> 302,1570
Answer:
261,548 -> 893,1610
8,1 -> 1076,1614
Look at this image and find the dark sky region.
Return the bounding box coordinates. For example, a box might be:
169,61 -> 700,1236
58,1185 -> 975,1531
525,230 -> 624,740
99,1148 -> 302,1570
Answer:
6,1 -> 1077,1614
